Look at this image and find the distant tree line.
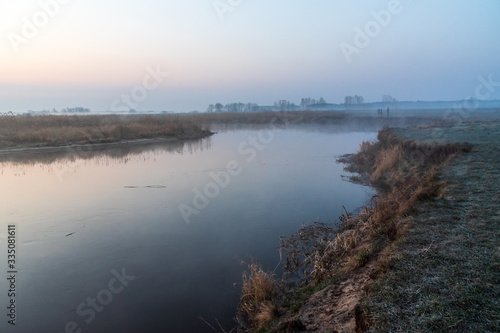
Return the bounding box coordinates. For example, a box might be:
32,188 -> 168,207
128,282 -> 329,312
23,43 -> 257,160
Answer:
344,95 -> 364,105
300,97 -> 327,109
61,107 -> 91,113
273,100 -> 297,111
382,95 -> 397,103
206,102 -> 260,113
206,97 -> 331,113
206,94 -> 400,112
27,107 -> 91,114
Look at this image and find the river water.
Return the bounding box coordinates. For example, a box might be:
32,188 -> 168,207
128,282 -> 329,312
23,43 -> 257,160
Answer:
0,125 -> 376,332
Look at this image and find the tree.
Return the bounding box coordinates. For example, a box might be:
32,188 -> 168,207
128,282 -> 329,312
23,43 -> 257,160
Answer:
207,104 -> 214,113
247,103 -> 260,112
214,103 -> 224,113
344,96 -> 364,105
300,97 -> 326,109
354,95 -> 364,104
274,100 -> 296,111
382,95 -> 396,103
300,98 -> 310,109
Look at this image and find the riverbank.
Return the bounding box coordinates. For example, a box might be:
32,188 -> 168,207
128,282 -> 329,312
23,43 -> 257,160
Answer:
3,110 -> 490,154
238,119 -> 499,332
362,119 -> 500,332
2,110 -> 497,153
0,111 -> 443,158
0,114 -> 213,151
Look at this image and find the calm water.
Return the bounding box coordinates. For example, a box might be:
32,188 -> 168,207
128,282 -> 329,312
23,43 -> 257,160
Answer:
0,126 -> 376,332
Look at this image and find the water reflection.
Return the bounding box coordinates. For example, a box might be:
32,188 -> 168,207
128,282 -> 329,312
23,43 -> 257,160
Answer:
0,128 -> 376,333
0,136 -> 212,164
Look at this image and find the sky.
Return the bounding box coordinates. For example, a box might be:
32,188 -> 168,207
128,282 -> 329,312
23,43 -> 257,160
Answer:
1,0 -> 499,112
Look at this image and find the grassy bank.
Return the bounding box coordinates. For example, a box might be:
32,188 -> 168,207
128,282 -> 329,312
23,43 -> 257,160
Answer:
0,114 -> 212,149
362,120 -> 500,332
237,126 -> 476,332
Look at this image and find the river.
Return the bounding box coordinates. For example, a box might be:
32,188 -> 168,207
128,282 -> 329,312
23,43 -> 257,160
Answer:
0,125 -> 377,332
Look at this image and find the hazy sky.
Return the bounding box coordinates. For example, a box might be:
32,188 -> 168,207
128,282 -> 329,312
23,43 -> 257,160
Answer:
1,0 -> 499,112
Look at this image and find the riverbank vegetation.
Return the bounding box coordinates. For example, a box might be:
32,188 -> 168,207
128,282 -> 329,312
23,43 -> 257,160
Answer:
238,126 -> 474,332
363,121 -> 500,332
0,114 -> 212,148
0,111 -> 444,150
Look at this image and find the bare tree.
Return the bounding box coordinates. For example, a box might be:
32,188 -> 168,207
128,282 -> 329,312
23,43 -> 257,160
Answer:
382,95 -> 396,103
214,103 -> 224,113
354,95 -> 364,104
274,100 -> 296,111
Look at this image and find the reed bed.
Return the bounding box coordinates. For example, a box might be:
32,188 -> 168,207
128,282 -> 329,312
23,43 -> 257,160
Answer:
0,114 -> 212,148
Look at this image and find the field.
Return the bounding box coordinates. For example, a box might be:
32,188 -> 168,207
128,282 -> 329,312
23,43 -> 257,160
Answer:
363,119 -> 500,332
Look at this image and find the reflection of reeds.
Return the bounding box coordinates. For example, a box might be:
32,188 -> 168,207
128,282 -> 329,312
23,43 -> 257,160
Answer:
0,114 -> 212,148
0,136 -> 212,166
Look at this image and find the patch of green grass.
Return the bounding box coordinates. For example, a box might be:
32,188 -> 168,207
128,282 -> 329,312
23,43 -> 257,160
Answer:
356,251 -> 371,267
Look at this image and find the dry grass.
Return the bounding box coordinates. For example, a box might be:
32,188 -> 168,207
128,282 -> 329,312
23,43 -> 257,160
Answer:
347,127 -> 472,228
240,126 -> 475,332
370,145 -> 402,182
239,262 -> 279,330
253,302 -> 277,329
0,114 -> 212,148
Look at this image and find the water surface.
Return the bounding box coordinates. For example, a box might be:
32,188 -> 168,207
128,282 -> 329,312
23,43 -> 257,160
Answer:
0,126 -> 376,332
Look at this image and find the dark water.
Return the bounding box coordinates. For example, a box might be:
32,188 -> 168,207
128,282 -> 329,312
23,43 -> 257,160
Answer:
0,126 -> 376,332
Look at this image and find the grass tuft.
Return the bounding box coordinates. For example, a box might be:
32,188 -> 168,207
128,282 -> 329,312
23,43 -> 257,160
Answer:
240,262 -> 279,330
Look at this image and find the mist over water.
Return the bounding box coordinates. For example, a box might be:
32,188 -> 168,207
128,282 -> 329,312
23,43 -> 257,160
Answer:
0,126 -> 376,332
